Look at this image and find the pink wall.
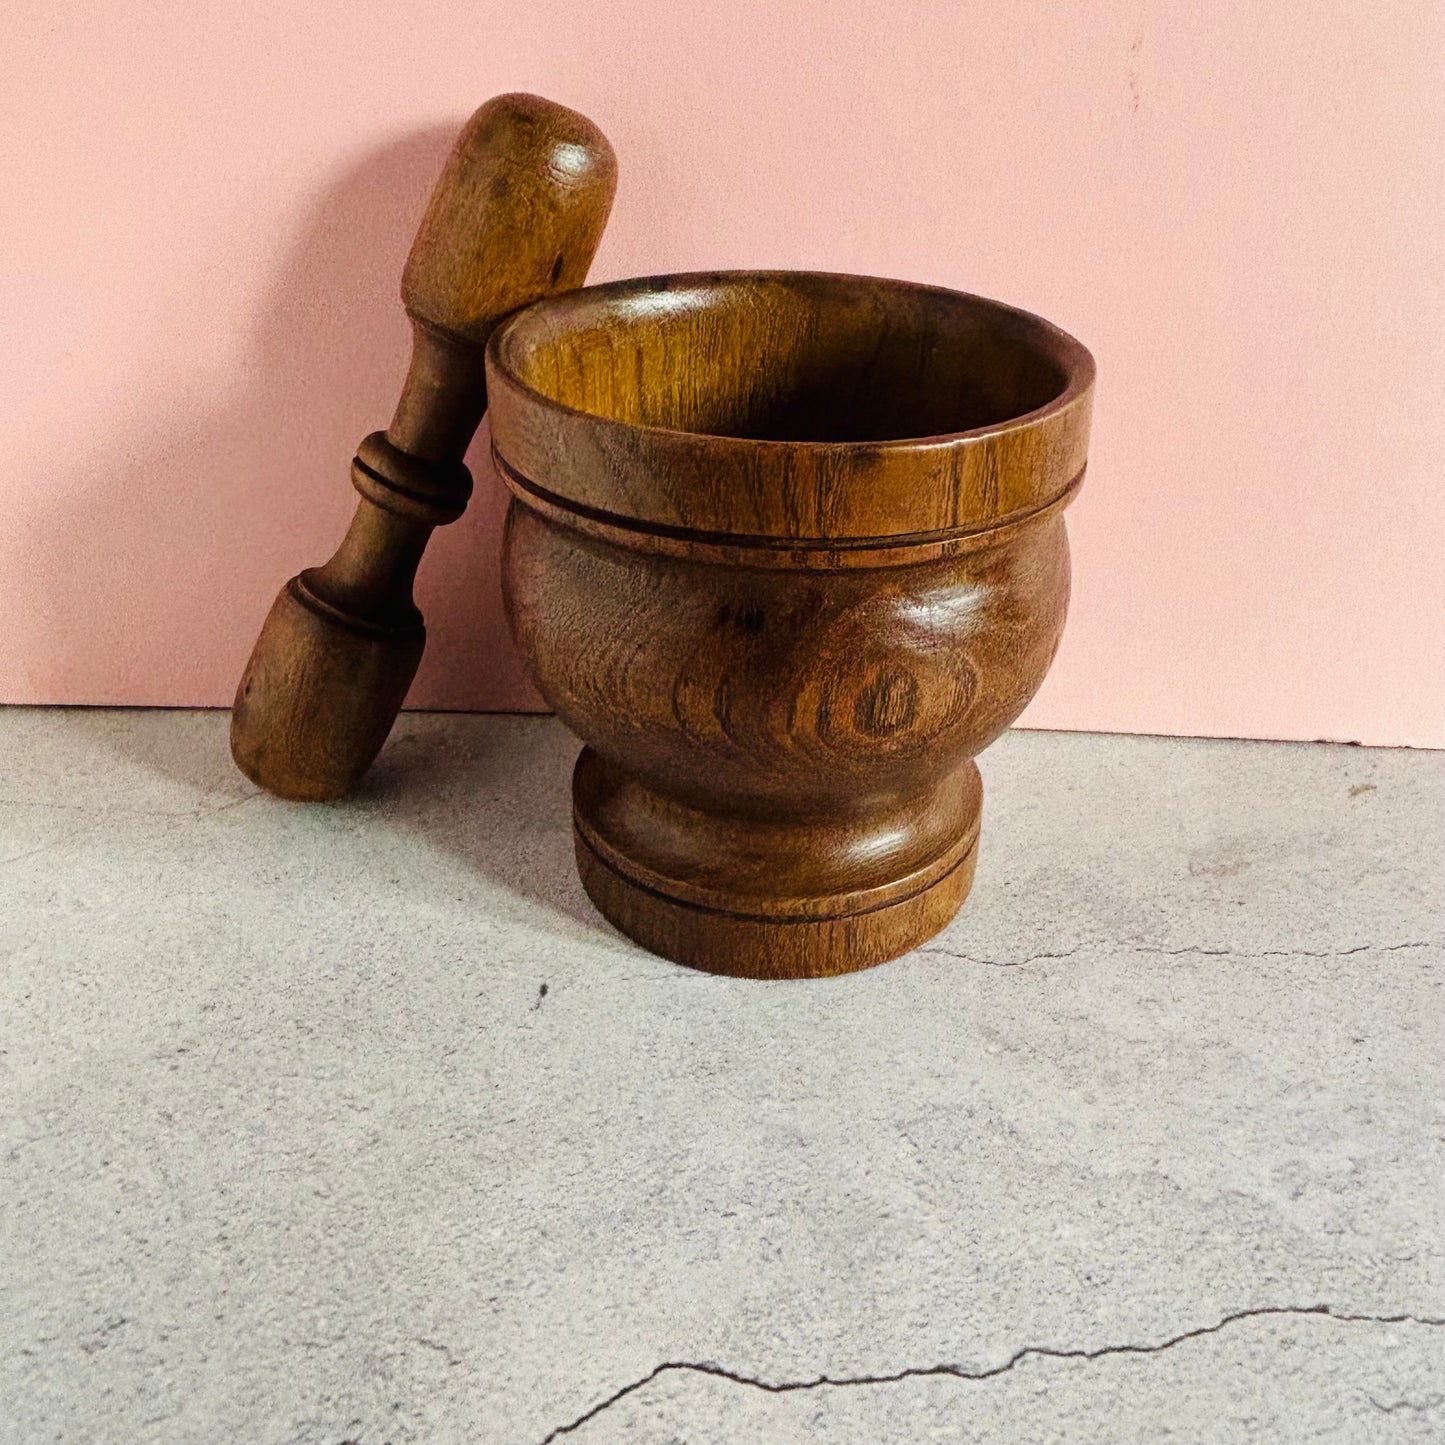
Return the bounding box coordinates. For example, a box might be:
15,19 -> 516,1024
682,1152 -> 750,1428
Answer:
4,1 -> 1442,747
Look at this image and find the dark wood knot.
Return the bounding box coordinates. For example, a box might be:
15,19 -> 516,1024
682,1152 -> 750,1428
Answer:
854,668 -> 920,737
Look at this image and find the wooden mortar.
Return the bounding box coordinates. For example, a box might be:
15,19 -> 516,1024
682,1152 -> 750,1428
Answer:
490,271 -> 1095,979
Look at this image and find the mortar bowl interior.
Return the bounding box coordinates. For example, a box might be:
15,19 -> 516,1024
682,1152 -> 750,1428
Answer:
490,270 -> 1091,445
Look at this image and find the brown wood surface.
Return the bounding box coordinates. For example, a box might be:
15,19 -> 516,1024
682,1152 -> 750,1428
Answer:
493,272 -> 1094,978
230,94 -> 617,800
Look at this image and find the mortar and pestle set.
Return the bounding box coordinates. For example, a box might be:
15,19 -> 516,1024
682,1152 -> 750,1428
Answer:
232,94 -> 1095,980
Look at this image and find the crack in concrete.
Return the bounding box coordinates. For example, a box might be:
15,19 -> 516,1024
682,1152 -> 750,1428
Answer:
0,798 -> 225,818
919,940 -> 1440,969
917,944 -> 1087,968
78,1316 -> 132,1355
211,792 -> 264,814
1369,1393 -> 1444,1414
415,1337 -> 462,1367
1149,941 -> 1437,962
0,792 -> 261,823
536,1305 -> 1445,1443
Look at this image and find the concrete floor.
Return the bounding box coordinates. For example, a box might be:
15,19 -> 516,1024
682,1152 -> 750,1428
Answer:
1,709 -> 1442,1444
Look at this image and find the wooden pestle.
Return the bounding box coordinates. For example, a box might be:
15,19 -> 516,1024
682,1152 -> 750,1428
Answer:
230,94 -> 616,800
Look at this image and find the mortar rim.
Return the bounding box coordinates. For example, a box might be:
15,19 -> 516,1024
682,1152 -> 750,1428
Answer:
487,268 -> 1095,453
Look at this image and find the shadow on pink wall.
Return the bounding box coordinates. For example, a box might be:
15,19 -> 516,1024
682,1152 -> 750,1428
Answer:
35,125 -> 543,714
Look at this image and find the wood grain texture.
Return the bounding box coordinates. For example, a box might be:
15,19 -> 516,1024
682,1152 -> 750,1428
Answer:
492,271 -> 1095,978
230,94 -> 616,800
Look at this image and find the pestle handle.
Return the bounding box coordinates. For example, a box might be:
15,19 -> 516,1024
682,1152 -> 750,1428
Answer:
230,94 -> 617,800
